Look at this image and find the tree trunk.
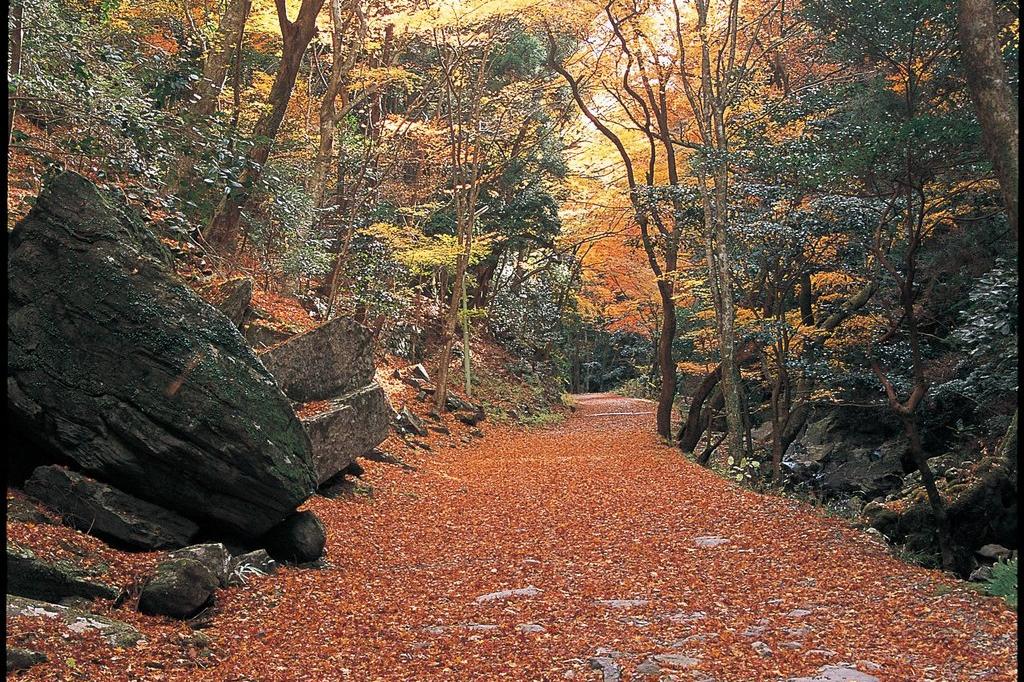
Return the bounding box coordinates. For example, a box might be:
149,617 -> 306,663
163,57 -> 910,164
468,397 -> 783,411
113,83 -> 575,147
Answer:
679,341 -> 760,453
434,257 -> 469,411
799,271 -> 814,326
171,0 -> 252,194
205,0 -> 326,253
872,204 -> 955,570
903,413 -> 956,570
957,0 -> 1019,238
8,2 -> 25,147
696,389 -> 725,465
708,171 -> 748,462
655,280 -> 677,438
192,0 -> 253,117
461,276 -> 473,397
680,365 -> 721,453
312,0 -> 367,209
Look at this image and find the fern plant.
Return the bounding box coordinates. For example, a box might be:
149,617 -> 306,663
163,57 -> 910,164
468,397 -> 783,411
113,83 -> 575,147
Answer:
985,558 -> 1018,609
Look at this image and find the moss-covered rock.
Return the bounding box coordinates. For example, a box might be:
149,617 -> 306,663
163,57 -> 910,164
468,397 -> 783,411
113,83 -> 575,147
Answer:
138,557 -> 219,619
7,172 -> 316,538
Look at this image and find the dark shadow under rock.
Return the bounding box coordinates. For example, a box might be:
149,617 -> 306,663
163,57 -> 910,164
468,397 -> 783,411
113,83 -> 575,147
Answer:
24,466 -> 198,550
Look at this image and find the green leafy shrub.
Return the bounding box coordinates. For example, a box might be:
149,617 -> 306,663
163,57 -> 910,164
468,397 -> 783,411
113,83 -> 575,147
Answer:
985,558 -> 1018,609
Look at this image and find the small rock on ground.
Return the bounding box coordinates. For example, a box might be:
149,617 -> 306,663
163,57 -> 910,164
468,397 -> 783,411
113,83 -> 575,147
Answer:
588,656 -> 622,682
787,665 -> 881,682
596,598 -> 648,609
474,585 -> 542,603
694,536 -> 730,548
6,646 -> 48,673
651,653 -> 699,668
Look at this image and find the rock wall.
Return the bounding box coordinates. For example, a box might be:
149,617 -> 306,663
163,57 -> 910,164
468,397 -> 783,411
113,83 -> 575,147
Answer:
783,405 -> 906,500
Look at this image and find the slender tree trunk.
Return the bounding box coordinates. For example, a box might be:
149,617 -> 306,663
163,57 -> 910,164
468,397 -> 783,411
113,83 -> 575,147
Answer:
433,30 -> 488,410
461,277 -> 473,397
903,412 -> 955,569
697,389 -> 725,465
872,203 -> 955,570
312,0 -> 367,209
435,255 -> 469,410
7,2 -> 25,147
708,211 -> 748,459
957,0 -> 1019,238
680,365 -> 723,453
799,271 -> 814,325
192,0 -> 253,117
171,0 -> 252,194
679,340 -> 760,452
655,279 -> 677,438
683,0 -> 749,461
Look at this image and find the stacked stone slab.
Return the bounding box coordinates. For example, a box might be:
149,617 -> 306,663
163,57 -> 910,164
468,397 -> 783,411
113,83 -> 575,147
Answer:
259,317 -> 391,486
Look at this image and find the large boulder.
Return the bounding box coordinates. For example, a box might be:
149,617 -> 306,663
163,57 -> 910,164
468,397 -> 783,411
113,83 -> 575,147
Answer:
7,172 -> 317,539
7,595 -> 143,648
259,317 -> 375,403
7,540 -> 119,603
301,384 -> 391,485
138,557 -> 219,619
261,510 -> 326,564
25,466 -> 198,550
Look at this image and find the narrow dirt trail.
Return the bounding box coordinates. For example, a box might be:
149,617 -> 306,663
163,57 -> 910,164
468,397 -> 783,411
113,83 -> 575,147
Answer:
203,394 -> 1016,681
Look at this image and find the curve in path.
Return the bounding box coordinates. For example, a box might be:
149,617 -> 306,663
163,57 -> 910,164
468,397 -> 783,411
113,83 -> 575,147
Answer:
205,394 -> 1016,681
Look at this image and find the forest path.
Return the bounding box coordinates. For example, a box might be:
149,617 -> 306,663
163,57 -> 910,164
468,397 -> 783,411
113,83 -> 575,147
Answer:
204,394 -> 1016,681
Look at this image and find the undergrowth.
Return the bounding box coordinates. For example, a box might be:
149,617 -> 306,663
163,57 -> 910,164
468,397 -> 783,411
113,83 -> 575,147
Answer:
985,558 -> 1018,609
614,376 -> 658,400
